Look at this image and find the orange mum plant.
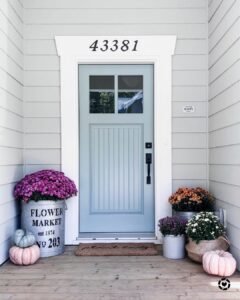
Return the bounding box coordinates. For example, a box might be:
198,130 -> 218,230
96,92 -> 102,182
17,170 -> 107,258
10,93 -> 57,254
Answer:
169,187 -> 214,212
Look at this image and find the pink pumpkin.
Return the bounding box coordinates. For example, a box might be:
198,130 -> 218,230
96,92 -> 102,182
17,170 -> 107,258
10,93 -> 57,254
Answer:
9,245 -> 40,266
203,250 -> 236,277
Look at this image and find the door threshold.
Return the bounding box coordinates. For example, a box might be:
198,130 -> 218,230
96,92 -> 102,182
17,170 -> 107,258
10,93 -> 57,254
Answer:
73,237 -> 160,245
74,232 -> 159,245
78,232 -> 155,238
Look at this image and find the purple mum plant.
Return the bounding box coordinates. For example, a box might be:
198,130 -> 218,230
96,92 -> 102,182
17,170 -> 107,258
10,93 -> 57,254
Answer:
14,170 -> 78,202
158,216 -> 187,236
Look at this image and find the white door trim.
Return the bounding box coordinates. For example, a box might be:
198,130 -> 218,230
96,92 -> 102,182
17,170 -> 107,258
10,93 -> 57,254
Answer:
55,36 -> 176,244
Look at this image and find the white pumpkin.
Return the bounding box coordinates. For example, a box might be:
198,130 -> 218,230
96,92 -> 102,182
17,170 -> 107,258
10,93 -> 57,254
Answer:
14,229 -> 36,248
203,250 -> 237,277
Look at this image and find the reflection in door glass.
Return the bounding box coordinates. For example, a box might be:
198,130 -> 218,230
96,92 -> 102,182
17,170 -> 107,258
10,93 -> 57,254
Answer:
89,76 -> 114,113
118,76 -> 143,113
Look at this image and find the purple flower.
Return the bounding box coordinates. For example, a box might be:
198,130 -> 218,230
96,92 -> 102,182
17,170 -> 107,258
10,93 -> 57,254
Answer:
158,216 -> 187,236
14,170 -> 78,202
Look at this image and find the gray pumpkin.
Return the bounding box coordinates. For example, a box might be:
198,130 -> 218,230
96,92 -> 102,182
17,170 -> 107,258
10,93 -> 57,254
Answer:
14,229 -> 36,248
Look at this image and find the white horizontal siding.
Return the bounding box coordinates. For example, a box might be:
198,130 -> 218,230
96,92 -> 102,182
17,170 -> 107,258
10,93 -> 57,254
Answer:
24,24 -> 207,39
24,86 -> 60,102
0,201 -> 19,233
0,88 -> 23,116
23,0 -> 207,9
1,183 -> 19,205
209,60 -> 240,99
208,0 -> 236,35
0,10 -> 22,51
24,118 -> 60,133
0,0 -> 23,264
0,50 -> 23,84
209,81 -> 240,113
173,165 -> 207,180
209,145 -> 240,165
209,165 -> 240,187
173,86 -> 207,101
0,1 -> 23,35
173,180 -> 207,192
24,164 -> 60,175
209,38 -> 240,82
24,9 -> 206,24
25,149 -> 60,165
209,123 -> 240,148
173,149 -> 207,164
25,133 -> 60,149
24,102 -> 60,117
209,18 -> 240,67
0,68 -> 22,100
23,0 -> 208,193
210,181 -> 240,208
0,147 -> 23,165
0,31 -> 23,68
0,165 -> 23,186
0,127 -> 23,149
209,0 -> 240,270
209,2 -> 240,52
173,118 -> 207,133
172,133 -> 207,149
0,107 -> 23,132
209,101 -> 240,132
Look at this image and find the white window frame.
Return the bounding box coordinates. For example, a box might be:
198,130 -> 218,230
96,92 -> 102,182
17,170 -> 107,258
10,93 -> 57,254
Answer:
55,36 -> 176,244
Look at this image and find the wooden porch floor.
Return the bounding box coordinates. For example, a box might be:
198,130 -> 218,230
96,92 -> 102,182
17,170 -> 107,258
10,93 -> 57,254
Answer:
0,246 -> 239,300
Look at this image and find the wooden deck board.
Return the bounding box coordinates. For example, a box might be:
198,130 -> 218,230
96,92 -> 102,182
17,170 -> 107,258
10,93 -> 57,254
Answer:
0,246 -> 239,300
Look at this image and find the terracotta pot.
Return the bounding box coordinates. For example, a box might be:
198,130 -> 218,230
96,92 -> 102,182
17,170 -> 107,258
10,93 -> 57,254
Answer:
185,236 -> 230,263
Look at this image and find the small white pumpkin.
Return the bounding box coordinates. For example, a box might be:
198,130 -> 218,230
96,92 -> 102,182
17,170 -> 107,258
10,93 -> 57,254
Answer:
14,229 -> 36,248
203,250 -> 237,277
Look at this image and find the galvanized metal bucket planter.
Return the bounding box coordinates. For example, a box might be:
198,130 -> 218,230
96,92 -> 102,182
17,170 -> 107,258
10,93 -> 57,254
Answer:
172,210 -> 197,222
162,234 -> 186,259
173,209 -> 225,225
21,200 -> 65,257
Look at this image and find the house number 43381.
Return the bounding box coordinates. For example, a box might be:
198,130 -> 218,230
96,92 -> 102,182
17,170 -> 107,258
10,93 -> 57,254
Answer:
89,40 -> 138,52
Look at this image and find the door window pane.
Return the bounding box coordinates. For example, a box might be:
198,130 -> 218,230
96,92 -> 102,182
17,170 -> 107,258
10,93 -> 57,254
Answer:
90,76 -> 114,113
118,76 -> 143,113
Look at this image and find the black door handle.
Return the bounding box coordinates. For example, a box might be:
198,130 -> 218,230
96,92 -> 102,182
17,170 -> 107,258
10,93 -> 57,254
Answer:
146,153 -> 152,184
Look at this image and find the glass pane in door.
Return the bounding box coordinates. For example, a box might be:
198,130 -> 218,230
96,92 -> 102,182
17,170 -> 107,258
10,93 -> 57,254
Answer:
118,75 -> 143,113
89,76 -> 114,113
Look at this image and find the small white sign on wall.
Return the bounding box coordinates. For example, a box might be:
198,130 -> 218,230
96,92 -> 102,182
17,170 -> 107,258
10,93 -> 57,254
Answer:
183,105 -> 195,113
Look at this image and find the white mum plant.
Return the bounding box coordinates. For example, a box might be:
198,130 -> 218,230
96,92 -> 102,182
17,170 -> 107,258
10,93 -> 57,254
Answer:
186,212 -> 225,243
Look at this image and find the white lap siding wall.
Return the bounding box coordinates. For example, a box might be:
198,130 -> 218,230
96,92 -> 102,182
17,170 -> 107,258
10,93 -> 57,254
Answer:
0,0 -> 23,264
208,0 -> 240,270
23,0 -> 209,192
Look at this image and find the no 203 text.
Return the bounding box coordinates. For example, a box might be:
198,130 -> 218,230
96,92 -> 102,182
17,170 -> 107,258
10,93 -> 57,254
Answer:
89,40 -> 138,52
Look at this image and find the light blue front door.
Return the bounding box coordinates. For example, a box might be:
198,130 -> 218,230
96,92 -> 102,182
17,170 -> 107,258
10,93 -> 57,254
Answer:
79,64 -> 154,236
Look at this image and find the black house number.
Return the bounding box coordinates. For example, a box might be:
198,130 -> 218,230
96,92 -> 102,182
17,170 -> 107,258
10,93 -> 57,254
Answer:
89,40 -> 138,52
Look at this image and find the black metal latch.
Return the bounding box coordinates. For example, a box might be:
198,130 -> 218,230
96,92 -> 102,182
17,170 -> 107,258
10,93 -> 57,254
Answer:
146,153 -> 152,184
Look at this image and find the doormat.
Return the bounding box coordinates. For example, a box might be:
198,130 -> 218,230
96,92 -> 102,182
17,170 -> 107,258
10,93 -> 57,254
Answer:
75,243 -> 159,256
